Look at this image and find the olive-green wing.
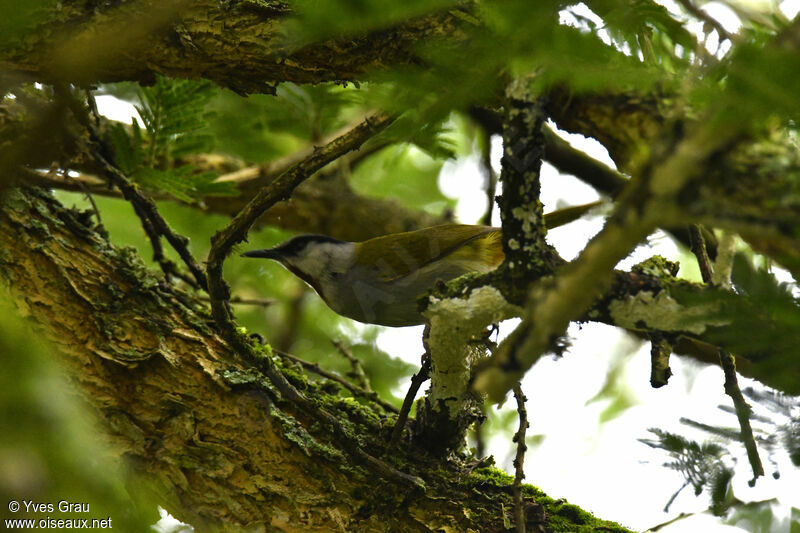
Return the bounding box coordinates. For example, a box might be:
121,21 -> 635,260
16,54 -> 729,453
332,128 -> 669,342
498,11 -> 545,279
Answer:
355,225 -> 503,282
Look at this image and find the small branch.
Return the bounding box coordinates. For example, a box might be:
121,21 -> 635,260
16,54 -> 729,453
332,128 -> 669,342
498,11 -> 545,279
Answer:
274,349 -> 397,414
649,332 -> 673,388
479,128 -> 497,226
512,383 -> 529,533
93,153 -> 209,290
497,79 -> 549,272
718,349 -> 764,483
542,126 -> 628,197
332,339 -> 372,392
199,295 -> 275,307
689,224 -> 714,284
712,232 -> 737,288
59,86 -> 208,290
676,0 -> 739,45
693,223 -> 764,481
64,169 -> 106,236
388,355 -> 431,447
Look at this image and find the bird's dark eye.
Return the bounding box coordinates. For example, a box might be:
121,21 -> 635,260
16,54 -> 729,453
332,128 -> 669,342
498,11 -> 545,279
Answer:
330,272 -> 341,279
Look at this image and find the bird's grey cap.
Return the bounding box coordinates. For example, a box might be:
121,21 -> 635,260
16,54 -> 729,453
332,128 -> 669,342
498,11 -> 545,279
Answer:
240,234 -> 344,259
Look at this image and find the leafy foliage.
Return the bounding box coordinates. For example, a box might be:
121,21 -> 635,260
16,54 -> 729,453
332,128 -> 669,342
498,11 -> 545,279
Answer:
641,428 -> 734,515
675,254 -> 800,393
644,388 -> 800,520
107,76 -> 236,202
208,82 -> 363,162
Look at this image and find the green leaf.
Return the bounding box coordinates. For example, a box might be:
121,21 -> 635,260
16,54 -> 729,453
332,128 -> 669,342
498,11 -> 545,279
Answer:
208,83 -> 362,162
641,428 -> 733,512
108,121 -> 142,175
103,76 -> 236,202
135,76 -> 218,164
133,167 -> 235,204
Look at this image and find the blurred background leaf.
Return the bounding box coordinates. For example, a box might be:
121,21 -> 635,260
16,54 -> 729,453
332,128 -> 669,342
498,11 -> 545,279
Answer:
0,299 -> 155,531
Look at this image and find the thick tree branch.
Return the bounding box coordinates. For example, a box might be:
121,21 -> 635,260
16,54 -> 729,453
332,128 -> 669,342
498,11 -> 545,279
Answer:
0,1 -> 467,93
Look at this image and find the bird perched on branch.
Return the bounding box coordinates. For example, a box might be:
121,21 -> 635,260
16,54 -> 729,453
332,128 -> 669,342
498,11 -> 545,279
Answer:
243,224 -> 503,327
242,201 -> 601,327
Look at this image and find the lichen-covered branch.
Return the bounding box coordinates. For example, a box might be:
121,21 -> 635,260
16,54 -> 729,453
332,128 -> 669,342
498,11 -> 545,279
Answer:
497,80 -> 549,272
413,80 -> 554,453
474,118 -> 742,402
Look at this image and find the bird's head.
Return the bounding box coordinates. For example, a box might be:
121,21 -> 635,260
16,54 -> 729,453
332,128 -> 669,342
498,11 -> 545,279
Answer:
241,235 -> 354,295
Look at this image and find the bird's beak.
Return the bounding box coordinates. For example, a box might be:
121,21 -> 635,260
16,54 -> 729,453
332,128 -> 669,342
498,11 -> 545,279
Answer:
240,248 -> 282,260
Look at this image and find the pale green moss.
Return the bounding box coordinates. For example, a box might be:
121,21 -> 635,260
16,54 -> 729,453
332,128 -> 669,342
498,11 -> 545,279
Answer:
632,255 -> 679,278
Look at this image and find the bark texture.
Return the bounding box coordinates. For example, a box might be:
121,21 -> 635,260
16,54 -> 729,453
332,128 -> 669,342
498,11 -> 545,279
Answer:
1,1 -> 465,93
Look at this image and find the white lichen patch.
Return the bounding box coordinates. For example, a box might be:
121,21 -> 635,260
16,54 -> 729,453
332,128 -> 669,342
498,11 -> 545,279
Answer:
423,286 -> 522,415
608,290 -> 728,334
511,206 -> 540,235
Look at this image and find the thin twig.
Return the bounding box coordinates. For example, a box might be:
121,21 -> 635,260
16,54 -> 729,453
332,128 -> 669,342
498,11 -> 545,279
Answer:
388,356 -> 431,447
59,86 -> 209,290
718,349 -> 764,483
64,168 -> 106,235
689,224 -> 713,284
676,0 -> 739,44
128,197 -> 173,279
646,510 -> 693,532
689,222 -> 763,481
480,128 -> 497,226
199,295 -> 275,307
512,383 -> 529,533
663,479 -> 691,513
274,349 -> 397,414
94,153 -> 209,290
332,339 -> 372,392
